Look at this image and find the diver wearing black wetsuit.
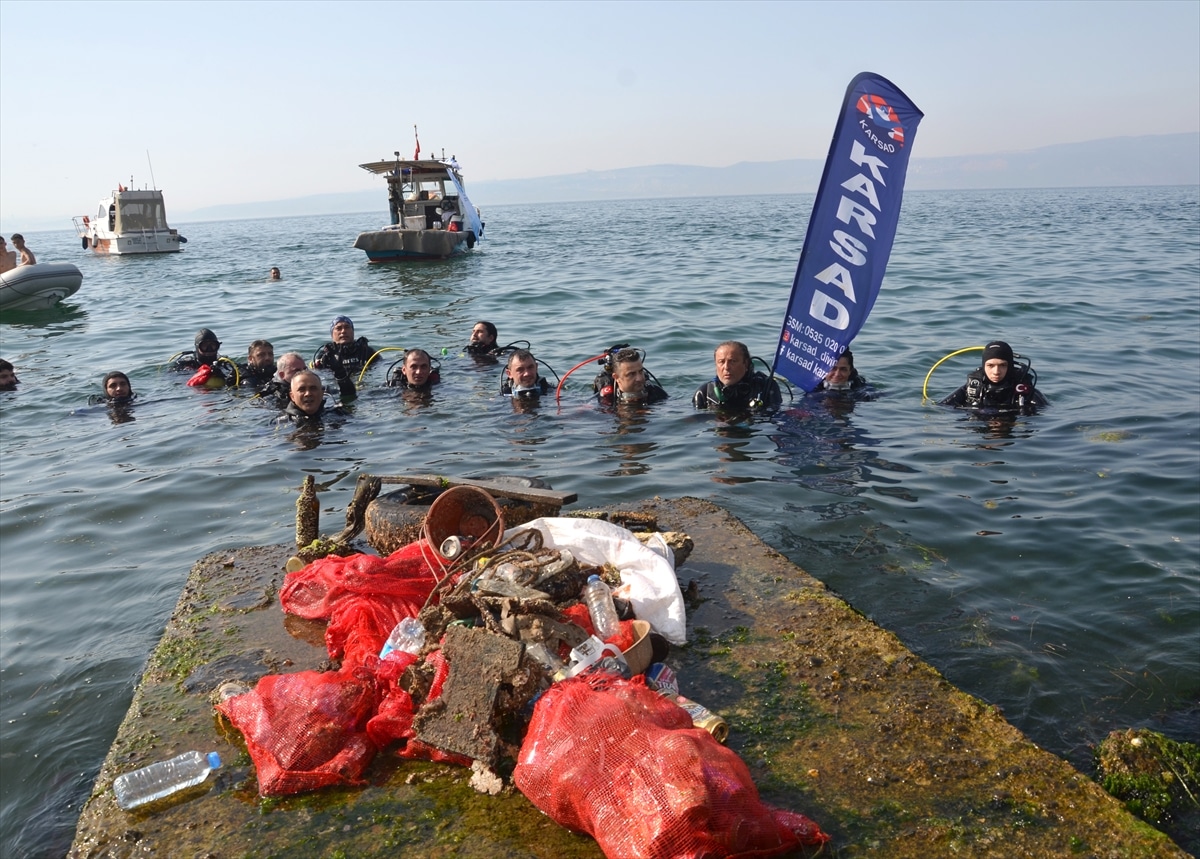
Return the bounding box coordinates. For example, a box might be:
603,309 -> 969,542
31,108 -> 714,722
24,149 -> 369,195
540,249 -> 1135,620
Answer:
693,341 -> 781,412
940,340 -> 1047,413
593,346 -> 668,405
237,340 -> 277,388
386,349 -> 441,392
172,328 -> 234,386
500,349 -> 550,398
814,349 -> 875,399
312,316 -> 373,378
280,368 -> 353,426
465,320 -> 502,358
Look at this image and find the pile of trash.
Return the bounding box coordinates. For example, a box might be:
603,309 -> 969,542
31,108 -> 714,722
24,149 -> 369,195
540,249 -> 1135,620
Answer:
216,487 -> 828,857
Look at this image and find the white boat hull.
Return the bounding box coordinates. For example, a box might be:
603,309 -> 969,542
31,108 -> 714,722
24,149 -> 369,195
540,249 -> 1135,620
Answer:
73,188 -> 184,255
0,263 -> 83,311
82,229 -> 182,255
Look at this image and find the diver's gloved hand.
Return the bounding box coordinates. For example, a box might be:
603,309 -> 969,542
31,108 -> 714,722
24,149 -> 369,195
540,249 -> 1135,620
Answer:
325,353 -> 348,381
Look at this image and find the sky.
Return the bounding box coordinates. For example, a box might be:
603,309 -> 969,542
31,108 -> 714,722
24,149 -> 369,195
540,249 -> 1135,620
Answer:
1,0 -> 1197,227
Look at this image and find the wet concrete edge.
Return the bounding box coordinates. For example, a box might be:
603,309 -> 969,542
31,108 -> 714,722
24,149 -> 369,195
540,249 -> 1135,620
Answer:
69,497 -> 1188,858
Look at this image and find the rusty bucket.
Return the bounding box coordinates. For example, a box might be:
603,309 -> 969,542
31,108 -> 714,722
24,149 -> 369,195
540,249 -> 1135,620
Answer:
422,485 -> 505,563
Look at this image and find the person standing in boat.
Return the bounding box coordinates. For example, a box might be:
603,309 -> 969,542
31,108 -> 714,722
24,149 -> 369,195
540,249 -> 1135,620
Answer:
172,328 -> 235,387
10,234 -> 36,266
0,237 -> 17,273
238,340 -> 277,388
386,349 -> 440,393
0,359 -> 19,391
693,341 -> 781,413
594,346 -> 668,405
313,315 -> 373,378
939,340 -> 1047,413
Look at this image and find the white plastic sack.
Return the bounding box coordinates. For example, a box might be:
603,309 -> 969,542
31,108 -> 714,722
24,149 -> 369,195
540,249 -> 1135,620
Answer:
502,517 -> 687,644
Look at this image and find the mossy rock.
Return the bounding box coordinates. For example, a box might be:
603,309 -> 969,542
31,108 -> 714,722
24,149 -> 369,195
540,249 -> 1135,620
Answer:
1097,728 -> 1199,826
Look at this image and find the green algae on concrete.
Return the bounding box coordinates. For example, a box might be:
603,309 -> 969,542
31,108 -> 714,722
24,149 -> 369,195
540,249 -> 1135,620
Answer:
70,498 -> 1189,858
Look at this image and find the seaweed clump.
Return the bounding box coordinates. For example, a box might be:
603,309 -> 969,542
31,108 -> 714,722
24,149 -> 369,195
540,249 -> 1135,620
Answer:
1096,728 -> 1199,832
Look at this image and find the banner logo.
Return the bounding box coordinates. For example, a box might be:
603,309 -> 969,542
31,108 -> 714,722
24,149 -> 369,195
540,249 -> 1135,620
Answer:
772,72 -> 923,393
856,93 -> 906,147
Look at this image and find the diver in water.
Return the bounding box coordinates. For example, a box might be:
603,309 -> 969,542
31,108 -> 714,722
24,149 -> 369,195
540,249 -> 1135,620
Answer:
172,328 -> 235,387
89,370 -> 137,405
692,341 -> 781,413
465,320 -> 501,357
500,349 -> 551,398
0,359 -> 18,391
386,349 -> 441,392
280,369 -> 352,426
237,339 -> 277,388
255,351 -> 307,408
593,345 -> 668,405
939,340 -> 1047,413
814,350 -> 875,398
312,315 -> 373,377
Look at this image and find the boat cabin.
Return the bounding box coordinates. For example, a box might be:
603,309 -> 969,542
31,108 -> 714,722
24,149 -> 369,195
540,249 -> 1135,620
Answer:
99,189 -> 171,235
360,159 -> 467,232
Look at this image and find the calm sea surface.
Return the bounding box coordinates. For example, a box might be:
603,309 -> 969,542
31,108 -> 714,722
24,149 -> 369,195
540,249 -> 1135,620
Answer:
1,188 -> 1198,856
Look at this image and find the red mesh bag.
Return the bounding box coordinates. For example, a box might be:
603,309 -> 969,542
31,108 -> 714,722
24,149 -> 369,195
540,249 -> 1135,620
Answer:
364,651 -> 419,748
514,674 -> 829,858
216,665 -> 379,796
326,596 -> 415,670
280,540 -> 437,622
280,540 -> 439,667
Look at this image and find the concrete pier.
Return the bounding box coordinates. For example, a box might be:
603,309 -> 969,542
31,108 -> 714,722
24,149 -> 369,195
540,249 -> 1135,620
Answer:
69,497 -> 1186,858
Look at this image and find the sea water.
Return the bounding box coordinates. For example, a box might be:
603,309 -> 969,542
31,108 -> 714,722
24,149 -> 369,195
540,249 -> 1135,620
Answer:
1,187 -> 1197,855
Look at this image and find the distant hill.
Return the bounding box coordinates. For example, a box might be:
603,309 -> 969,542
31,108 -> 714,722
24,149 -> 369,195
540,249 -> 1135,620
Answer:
176,132 -> 1198,222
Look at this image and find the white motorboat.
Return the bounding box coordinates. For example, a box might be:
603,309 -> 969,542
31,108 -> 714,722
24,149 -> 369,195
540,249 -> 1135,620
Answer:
353,152 -> 484,262
73,187 -> 186,255
0,263 -> 83,311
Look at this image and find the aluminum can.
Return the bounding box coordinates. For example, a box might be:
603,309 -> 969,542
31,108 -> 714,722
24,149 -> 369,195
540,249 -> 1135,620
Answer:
440,535 -> 463,559
673,694 -> 730,744
645,662 -> 679,696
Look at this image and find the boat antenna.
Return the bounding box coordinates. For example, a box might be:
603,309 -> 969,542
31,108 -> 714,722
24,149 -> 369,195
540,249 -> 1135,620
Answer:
146,150 -> 158,191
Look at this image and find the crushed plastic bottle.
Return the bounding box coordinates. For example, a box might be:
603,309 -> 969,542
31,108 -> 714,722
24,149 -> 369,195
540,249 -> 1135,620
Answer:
113,750 -> 222,810
379,616 -> 426,659
524,641 -> 565,673
582,575 -> 620,641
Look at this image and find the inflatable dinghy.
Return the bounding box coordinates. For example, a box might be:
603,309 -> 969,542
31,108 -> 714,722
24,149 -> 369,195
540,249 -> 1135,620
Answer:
0,263 -> 83,311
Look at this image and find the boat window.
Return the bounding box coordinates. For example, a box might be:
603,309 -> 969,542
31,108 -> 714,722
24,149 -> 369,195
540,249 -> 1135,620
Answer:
117,200 -> 167,231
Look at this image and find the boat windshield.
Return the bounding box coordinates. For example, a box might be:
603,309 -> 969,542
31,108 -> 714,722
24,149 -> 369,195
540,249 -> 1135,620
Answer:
117,198 -> 168,232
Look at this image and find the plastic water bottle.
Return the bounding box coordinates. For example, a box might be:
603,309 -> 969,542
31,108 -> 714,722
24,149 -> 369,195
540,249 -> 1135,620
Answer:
583,575 -> 620,641
380,616 -> 426,659
113,750 -> 222,810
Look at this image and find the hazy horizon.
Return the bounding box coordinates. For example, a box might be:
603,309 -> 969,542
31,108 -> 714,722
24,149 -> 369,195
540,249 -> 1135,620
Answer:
7,131 -> 1196,232
2,0 -> 1196,229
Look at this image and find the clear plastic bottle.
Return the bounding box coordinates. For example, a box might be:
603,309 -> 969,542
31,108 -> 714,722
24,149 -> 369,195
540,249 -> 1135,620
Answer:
379,616 -> 426,659
113,750 -> 222,810
582,575 -> 620,641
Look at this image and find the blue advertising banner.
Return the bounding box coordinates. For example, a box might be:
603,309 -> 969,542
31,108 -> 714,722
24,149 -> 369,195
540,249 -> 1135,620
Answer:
773,72 -> 923,392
